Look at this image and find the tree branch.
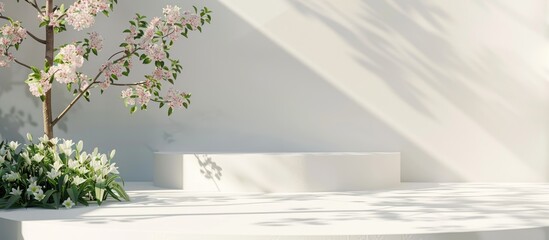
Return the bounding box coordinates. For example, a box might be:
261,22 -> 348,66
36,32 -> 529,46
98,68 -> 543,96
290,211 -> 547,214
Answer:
0,16 -> 47,44
110,81 -> 146,86
52,48 -> 140,126
14,59 -> 32,70
24,0 -> 42,14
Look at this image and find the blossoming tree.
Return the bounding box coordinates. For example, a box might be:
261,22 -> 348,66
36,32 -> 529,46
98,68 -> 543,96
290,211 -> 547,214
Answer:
0,0 -> 212,138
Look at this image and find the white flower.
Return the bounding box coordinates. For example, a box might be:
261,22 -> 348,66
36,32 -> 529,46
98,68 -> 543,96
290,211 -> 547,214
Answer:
27,181 -> 41,194
50,137 -> 59,145
0,155 -> 5,165
33,189 -> 45,201
32,153 -> 44,163
95,175 -> 105,184
28,176 -> 37,183
52,160 -> 64,171
39,134 -> 49,144
8,141 -> 20,151
100,154 -> 108,165
76,140 -> 83,153
62,198 -> 75,209
108,163 -> 119,174
109,149 -> 116,159
37,143 -> 45,151
59,140 -> 74,156
77,166 -> 89,175
26,133 -> 33,142
21,152 -> 31,165
3,171 -> 20,182
72,176 -> 86,186
68,159 -> 80,170
78,152 -> 89,163
90,160 -> 102,171
47,168 -> 61,180
10,187 -> 22,196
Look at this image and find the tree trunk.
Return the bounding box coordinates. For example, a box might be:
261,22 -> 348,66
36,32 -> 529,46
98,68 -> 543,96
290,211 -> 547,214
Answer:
43,0 -> 54,138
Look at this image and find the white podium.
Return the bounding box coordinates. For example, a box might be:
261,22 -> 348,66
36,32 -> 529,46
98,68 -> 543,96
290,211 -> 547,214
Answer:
154,152 -> 400,192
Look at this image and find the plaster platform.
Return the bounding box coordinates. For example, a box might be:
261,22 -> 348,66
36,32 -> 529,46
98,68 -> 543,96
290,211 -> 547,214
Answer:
154,152 -> 400,192
1,182 -> 549,240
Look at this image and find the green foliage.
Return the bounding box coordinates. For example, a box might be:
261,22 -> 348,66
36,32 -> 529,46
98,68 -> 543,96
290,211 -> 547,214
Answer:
0,134 -> 129,209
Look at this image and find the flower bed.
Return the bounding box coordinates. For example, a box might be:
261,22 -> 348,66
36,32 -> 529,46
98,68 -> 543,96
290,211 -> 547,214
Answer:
0,134 -> 128,209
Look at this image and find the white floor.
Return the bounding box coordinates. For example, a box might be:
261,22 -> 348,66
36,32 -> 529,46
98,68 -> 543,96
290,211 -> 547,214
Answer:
2,182 -> 549,240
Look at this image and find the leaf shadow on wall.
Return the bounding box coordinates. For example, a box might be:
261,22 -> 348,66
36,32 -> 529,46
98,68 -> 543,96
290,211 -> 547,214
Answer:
283,0 -> 549,180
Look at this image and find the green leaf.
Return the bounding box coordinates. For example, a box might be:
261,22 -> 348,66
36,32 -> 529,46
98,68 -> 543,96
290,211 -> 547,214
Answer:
42,189 -> 56,204
5,195 -> 21,209
111,182 -> 130,201
68,186 -> 80,203
95,186 -> 105,205
53,192 -> 61,208
168,107 -> 173,116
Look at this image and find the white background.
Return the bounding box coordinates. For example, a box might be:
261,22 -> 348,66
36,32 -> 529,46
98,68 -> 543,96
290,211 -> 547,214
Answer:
1,0 -> 548,182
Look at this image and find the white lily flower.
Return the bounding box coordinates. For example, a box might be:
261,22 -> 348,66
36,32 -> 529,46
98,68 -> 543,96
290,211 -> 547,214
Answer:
26,133 -> 33,142
50,137 -> 59,145
37,143 -> 45,151
109,149 -> 116,159
32,154 -> 44,163
76,140 -> 83,153
72,176 -> 86,186
27,181 -> 41,194
33,189 -> 45,201
0,155 -> 5,165
10,187 -> 22,196
59,140 -> 74,156
95,175 -> 105,184
28,176 -> 37,183
21,152 -> 31,165
100,154 -> 108,165
68,159 -> 80,170
47,169 -> 61,180
77,166 -> 89,175
78,152 -> 89,163
52,160 -> 64,171
8,141 -> 20,151
39,135 -> 49,144
62,198 -> 75,209
3,171 -> 20,182
108,163 -> 119,174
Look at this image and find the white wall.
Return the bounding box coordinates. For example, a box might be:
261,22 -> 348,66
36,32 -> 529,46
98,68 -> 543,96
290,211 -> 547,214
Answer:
1,0 -> 548,182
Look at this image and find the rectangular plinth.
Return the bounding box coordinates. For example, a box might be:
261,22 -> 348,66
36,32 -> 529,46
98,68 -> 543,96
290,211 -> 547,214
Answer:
154,152 -> 400,192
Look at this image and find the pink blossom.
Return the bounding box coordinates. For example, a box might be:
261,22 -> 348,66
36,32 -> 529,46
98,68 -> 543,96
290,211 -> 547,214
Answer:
163,5 -> 181,25
183,12 -> 201,30
166,88 -> 184,109
43,9 -> 64,28
121,88 -> 133,98
51,64 -> 78,84
121,88 -> 135,106
99,80 -> 110,90
66,0 -> 109,31
144,44 -> 165,61
135,86 -> 151,105
59,44 -> 84,68
0,2 -> 4,13
88,32 -> 103,51
28,70 -> 52,97
101,61 -> 124,79
79,74 -> 90,91
152,67 -> 170,80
